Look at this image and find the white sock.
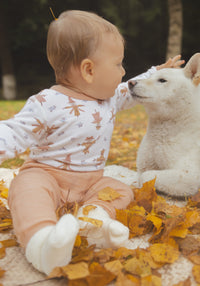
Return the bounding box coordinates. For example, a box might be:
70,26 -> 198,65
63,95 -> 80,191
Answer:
77,205 -> 129,248
25,214 -> 79,275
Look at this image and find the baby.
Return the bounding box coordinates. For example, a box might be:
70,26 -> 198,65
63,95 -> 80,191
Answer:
0,10 -> 184,275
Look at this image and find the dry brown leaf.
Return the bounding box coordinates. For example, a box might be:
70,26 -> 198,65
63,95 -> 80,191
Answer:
116,272 -> 140,286
113,247 -> 136,260
136,249 -> 164,270
94,248 -> 114,264
0,246 -> 5,259
78,217 -> 103,227
192,264 -> 200,283
72,245 -> 95,263
104,260 -> 123,276
149,243 -> 179,264
0,180 -> 8,199
141,275 -> 162,286
82,205 -> 96,215
177,236 -> 200,256
0,267 -> 5,278
98,187 -> 122,201
56,201 -> 79,219
62,262 -> 89,280
124,256 -> 152,277
68,279 -> 88,286
86,262 -> 116,286
0,238 -> 18,248
188,255 -> 200,265
74,235 -> 82,247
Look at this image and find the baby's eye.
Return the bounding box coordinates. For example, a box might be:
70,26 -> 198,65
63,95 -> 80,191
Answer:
158,78 -> 167,83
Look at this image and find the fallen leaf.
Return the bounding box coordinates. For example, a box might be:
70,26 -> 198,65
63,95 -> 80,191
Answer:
61,262 -> 89,280
0,267 -> 5,278
82,205 -> 96,215
192,264 -> 200,283
86,262 -> 116,286
104,260 -> 123,276
98,187 -> 122,201
149,243 -> 179,264
0,239 -> 18,248
116,272 -> 140,286
0,246 -> 5,259
124,256 -> 152,277
78,217 -> 103,228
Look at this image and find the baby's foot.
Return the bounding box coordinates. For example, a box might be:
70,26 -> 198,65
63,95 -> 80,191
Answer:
26,214 -> 79,275
41,214 -> 79,274
78,205 -> 129,248
104,219 -> 129,247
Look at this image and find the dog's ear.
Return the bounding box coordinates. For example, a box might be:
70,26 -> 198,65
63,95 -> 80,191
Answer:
184,53 -> 200,86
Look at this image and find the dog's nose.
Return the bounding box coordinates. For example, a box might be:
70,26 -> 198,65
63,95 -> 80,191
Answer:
128,80 -> 137,90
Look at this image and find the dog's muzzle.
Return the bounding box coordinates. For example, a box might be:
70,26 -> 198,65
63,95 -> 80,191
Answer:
128,80 -> 137,92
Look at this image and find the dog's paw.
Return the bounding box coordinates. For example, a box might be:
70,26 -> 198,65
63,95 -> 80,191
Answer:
139,171 -> 157,185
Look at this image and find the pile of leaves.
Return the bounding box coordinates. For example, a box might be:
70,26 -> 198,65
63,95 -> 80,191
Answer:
48,179 -> 200,286
1,175 -> 200,285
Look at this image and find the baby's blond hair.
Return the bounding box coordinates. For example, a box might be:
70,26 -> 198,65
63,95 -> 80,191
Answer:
47,10 -> 124,84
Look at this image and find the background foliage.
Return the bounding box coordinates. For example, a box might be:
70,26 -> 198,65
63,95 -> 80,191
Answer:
0,0 -> 200,99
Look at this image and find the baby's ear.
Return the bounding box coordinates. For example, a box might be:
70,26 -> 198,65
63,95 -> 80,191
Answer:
184,53 -> 200,86
80,59 -> 94,83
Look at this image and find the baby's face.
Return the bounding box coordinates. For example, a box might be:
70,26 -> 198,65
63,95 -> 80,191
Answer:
89,33 -> 125,100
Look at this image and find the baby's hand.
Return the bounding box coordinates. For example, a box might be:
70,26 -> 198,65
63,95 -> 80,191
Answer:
157,55 -> 185,70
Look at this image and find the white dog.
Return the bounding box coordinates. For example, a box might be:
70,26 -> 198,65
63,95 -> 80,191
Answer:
128,53 -> 200,197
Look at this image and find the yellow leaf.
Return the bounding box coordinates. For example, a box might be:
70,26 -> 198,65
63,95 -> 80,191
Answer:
116,272 -> 140,286
62,262 -> 89,280
147,214 -> 163,231
141,275 -> 162,286
0,267 -> 5,278
0,239 -> 18,248
169,226 -> 188,238
98,187 -> 123,201
74,235 -> 82,247
149,243 -> 179,264
0,246 -> 5,259
78,217 -> 103,228
192,265 -> 200,283
0,188 -> 8,199
87,262 -> 116,286
124,256 -> 151,277
104,260 -> 123,276
82,205 -> 97,215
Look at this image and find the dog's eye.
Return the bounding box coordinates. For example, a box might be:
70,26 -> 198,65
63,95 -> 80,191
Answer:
158,78 -> 167,83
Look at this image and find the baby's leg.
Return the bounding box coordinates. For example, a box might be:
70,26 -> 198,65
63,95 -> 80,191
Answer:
8,167 -> 79,274
78,176 -> 134,248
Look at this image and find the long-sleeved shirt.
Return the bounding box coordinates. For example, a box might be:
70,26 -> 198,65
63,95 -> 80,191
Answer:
0,67 -> 156,171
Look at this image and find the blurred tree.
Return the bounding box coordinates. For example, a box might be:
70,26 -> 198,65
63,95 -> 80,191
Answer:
0,0 -> 199,99
166,0 -> 183,59
0,2 -> 17,99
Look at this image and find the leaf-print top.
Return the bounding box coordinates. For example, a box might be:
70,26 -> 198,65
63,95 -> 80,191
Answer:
0,67 -> 156,171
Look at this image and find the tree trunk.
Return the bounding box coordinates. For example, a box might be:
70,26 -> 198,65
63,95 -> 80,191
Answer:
0,4 -> 17,100
166,0 -> 183,59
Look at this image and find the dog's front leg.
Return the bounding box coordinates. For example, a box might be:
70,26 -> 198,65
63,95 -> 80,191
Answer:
140,169 -> 200,197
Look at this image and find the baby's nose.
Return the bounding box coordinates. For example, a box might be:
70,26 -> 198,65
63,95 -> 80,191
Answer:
128,80 -> 137,91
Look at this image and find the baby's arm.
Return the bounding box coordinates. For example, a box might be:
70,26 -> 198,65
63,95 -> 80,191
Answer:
0,97 -> 45,164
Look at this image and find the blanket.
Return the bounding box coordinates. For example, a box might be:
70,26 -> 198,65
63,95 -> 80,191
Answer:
0,166 -> 197,286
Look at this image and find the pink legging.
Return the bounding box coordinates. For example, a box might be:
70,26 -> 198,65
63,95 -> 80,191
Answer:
8,160 -> 134,247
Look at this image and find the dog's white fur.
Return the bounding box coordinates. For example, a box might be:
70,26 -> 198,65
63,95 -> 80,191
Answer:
128,53 -> 200,197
